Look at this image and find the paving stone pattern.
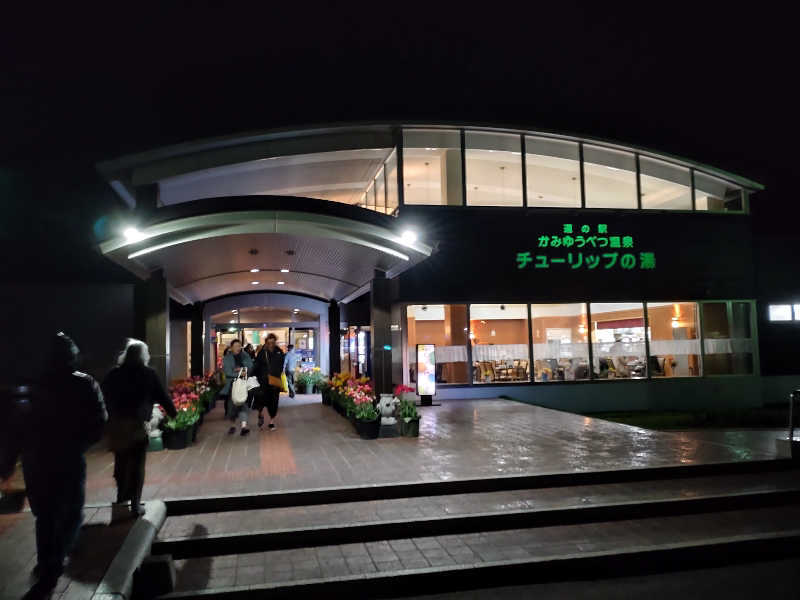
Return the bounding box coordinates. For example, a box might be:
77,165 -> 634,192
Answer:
171,505 -> 800,591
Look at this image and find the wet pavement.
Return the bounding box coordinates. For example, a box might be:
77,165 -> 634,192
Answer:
3,395 -> 778,507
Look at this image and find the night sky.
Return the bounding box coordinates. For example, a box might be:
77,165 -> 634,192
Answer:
0,5 -> 795,276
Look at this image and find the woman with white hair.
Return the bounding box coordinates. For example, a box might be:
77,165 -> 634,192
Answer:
102,339 -> 176,519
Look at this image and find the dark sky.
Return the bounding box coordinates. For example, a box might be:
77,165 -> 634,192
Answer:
0,5 -> 794,223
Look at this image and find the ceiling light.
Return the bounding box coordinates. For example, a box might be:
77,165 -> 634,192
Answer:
251,281 -> 260,285
123,227 -> 146,243
229,319 -> 236,323
231,309 -> 238,314
277,281 -> 285,285
293,308 -> 300,312
250,268 -> 260,273
400,230 -> 417,245
280,268 -> 289,273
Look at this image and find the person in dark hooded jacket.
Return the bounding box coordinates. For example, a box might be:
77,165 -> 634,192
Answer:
19,332 -> 107,598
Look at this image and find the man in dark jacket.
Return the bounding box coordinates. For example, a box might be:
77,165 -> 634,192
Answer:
19,332 -> 107,598
253,333 -> 285,430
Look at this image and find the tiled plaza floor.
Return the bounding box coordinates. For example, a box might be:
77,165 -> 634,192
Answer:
0,396 -> 785,598
4,394 -> 777,508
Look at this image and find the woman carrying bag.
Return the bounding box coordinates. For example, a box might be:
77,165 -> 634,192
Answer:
254,333 -> 285,430
221,339 -> 254,436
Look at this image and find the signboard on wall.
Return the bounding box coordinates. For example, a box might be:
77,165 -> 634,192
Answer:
416,344 -> 436,397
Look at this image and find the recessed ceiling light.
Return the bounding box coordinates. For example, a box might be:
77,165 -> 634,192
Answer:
280,268 -> 289,273
229,319 -> 235,323
277,281 -> 285,285
251,281 -> 260,285
250,268 -> 260,273
232,309 -> 238,314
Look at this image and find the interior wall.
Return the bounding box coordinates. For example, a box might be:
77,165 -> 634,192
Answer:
169,319 -> 189,382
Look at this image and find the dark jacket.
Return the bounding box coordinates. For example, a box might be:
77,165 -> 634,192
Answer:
254,346 -> 285,387
102,364 -> 177,422
21,370 -> 108,505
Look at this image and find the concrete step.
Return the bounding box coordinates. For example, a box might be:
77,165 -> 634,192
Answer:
159,505 -> 800,598
163,458 -> 795,516
154,470 -> 800,559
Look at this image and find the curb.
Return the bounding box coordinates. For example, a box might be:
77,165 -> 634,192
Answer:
92,500 -> 167,600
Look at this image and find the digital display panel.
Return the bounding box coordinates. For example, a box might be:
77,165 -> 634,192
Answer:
416,344 -> 436,396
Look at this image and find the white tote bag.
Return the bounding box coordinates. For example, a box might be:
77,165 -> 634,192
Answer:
246,376 -> 260,391
231,368 -> 249,406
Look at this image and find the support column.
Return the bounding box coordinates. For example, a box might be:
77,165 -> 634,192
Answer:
444,305 -> 469,383
190,302 -> 204,377
370,270 -> 392,396
442,149 -> 464,206
135,269 -> 170,386
328,300 -> 341,375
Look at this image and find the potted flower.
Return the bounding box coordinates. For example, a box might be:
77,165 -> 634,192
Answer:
296,371 -> 315,395
397,397 -> 421,437
394,384 -> 417,405
162,396 -> 200,449
319,377 -> 332,405
352,386 -> 380,439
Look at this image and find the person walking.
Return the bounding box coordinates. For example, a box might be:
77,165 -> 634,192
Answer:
254,333 -> 285,430
103,339 -> 176,521
16,333 -> 107,599
221,339 -> 253,435
283,344 -> 299,398
244,343 -> 256,360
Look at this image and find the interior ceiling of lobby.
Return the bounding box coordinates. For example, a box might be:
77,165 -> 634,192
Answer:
210,306 -> 319,324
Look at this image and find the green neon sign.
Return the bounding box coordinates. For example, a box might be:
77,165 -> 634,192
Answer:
516,223 -> 656,271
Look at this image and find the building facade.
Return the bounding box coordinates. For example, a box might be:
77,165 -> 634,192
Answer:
93,123 -> 796,411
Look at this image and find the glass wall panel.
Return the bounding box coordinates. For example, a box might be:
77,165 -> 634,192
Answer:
385,149 -> 398,215
584,145 -> 637,209
795,304 -> 800,321
646,302 -> 700,377
590,303 -> 647,378
374,166 -> 386,214
526,137 -> 581,208
640,157 -> 692,210
365,180 -> 375,211
406,304 -> 469,385
695,172 -> 744,212
530,304 -> 590,381
701,301 -> 754,374
402,129 -> 463,205
469,304 -> 529,383
769,304 -> 792,321
465,132 -> 523,206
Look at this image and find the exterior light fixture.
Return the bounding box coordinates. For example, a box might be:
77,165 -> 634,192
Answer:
277,281 -> 285,285
400,230 -> 417,245
123,227 -> 146,243
250,268 -> 260,273
280,268 -> 290,273
251,281 -> 260,285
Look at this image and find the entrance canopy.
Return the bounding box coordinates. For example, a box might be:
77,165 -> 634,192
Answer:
99,197 -> 433,304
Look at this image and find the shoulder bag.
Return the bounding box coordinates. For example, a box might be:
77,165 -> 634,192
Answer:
231,368 -> 249,406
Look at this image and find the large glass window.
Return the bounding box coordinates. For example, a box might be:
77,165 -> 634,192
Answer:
385,149 -> 398,215
701,301 -> 754,374
584,146 -> 638,209
374,166 -> 386,214
640,157 -> 692,210
402,129 -> 463,205
531,304 -> 590,382
590,303 -> 647,378
406,304 -> 469,384
768,304 -> 793,321
526,137 -> 581,208
646,302 -> 700,377
469,304 -> 529,383
695,172 -> 744,212
465,132 -> 523,207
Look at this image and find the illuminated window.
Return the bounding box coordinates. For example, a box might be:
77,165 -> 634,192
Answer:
526,137 -> 581,208
465,132 -> 523,207
406,304 -> 469,384
584,146 -> 637,209
590,303 -> 647,378
646,302 -> 700,377
385,149 -> 399,215
470,304 -> 530,383
530,304 -> 590,382
694,172 -> 744,212
403,130 -> 462,206
640,157 -> 692,210
768,304 -> 793,321
701,302 -> 754,375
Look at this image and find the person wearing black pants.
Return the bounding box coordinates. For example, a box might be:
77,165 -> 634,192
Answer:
254,333 -> 285,430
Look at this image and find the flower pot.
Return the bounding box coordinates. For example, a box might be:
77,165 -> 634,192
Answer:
198,412 -> 205,426
163,428 -> 188,450
321,388 -> 332,406
191,422 -> 199,443
304,383 -> 314,395
400,417 -> 420,437
147,435 -> 164,452
354,417 -> 380,439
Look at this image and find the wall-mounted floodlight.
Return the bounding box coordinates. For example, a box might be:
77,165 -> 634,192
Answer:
124,227 -> 147,243
400,230 -> 418,245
